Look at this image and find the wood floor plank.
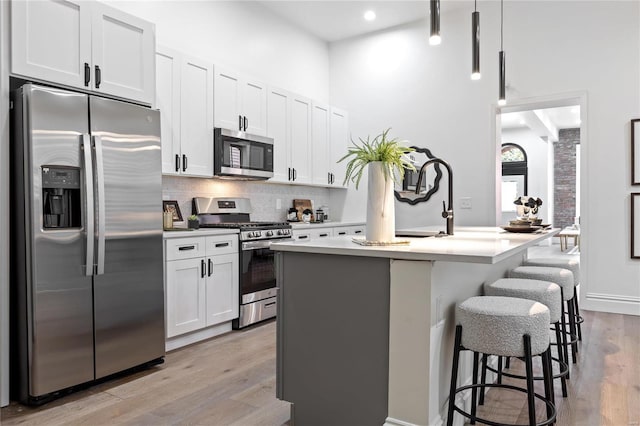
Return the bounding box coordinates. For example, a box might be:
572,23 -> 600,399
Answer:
2,311 -> 639,426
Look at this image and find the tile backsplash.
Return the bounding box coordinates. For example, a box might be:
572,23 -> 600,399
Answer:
163,176 -> 331,222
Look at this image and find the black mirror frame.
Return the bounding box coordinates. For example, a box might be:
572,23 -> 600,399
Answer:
394,146 -> 443,205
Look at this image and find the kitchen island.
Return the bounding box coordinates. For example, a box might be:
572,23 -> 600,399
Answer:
272,226 -> 559,426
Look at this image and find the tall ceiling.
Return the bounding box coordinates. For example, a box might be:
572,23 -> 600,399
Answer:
258,1 -> 467,42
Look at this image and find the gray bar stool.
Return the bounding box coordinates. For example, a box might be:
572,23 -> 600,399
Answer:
447,296 -> 556,426
484,278 -> 569,399
510,266 -> 578,365
524,258 -> 583,340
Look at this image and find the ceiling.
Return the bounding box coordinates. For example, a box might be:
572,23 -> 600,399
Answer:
258,1 -> 467,42
501,106 -> 581,141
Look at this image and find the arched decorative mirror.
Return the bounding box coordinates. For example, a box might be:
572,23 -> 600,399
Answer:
394,146 -> 443,205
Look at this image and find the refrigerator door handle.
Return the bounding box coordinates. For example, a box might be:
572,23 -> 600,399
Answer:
82,134 -> 95,276
93,135 -> 107,275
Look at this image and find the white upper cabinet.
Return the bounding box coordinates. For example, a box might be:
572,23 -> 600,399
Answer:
289,95 -> 312,184
90,2 -> 155,105
179,56 -> 214,177
156,47 -> 181,174
11,0 -> 155,105
11,0 -> 92,89
155,47 -> 213,177
267,86 -> 291,183
311,102 -> 331,185
330,107 -> 349,187
214,67 -> 267,136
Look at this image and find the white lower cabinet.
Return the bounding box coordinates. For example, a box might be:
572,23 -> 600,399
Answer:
165,234 -> 238,341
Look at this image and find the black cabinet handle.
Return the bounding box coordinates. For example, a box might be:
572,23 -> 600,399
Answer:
239,115 -> 243,131
288,168 -> 292,181
331,173 -> 335,184
175,154 -> 180,172
182,154 -> 187,172
95,65 -> 101,89
328,172 -> 331,184
298,235 -> 308,239
354,230 -> 363,234
208,258 -> 213,276
338,231 -> 346,235
84,63 -> 90,87
293,168 -> 297,181
201,259 -> 206,278
178,245 -> 195,251
244,116 -> 248,131
215,242 -> 229,248
319,233 -> 328,237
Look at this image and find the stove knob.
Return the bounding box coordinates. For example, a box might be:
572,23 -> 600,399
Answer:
266,230 -> 273,237
256,231 -> 262,237
248,232 -> 255,238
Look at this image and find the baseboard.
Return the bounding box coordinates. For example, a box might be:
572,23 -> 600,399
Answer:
583,293 -> 640,316
383,417 -> 421,426
165,322 -> 233,352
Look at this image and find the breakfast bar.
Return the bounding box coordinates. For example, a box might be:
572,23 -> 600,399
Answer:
273,227 -> 559,426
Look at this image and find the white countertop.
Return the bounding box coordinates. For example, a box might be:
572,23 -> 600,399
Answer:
271,226 -> 559,264
289,221 -> 366,229
163,228 -> 240,239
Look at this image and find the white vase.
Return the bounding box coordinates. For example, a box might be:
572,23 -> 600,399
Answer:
366,161 -> 395,242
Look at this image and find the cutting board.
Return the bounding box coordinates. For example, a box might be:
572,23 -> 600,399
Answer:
293,199 -> 314,222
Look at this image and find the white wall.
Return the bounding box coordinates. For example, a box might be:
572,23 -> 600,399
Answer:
329,1 -> 640,315
500,128 -> 551,224
110,0 -> 330,103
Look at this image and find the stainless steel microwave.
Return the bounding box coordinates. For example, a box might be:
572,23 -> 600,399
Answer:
214,128 -> 274,180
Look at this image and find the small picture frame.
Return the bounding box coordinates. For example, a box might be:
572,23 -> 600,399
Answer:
163,200 -> 183,222
632,193 -> 640,259
633,119 -> 640,185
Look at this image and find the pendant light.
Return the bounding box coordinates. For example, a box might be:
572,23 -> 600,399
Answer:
498,0 -> 506,105
429,0 -> 441,45
471,0 -> 480,80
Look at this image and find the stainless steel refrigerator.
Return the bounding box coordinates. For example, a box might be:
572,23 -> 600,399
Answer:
11,84 -> 165,404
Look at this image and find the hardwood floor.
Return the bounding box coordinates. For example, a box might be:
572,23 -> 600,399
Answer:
2,309 -> 638,425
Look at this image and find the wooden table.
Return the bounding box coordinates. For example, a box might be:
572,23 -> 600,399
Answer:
558,227 -> 580,251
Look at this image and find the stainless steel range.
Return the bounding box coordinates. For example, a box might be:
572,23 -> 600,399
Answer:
193,197 -> 292,328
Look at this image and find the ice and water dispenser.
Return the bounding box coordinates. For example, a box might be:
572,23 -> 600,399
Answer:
41,166 -> 81,229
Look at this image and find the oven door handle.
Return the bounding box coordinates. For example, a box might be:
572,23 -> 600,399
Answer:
241,238 -> 291,251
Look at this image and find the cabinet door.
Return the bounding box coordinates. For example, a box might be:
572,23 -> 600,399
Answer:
242,78 -> 268,136
214,67 -> 242,131
11,0 -> 91,89
330,107 -> 349,187
180,56 -> 214,177
205,254 -> 239,326
311,102 -> 331,185
91,2 -> 155,105
166,258 -> 207,338
267,86 -> 291,183
156,47 -> 181,175
290,95 -> 312,184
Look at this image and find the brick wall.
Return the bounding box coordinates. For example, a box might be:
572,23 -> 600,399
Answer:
553,128 -> 580,229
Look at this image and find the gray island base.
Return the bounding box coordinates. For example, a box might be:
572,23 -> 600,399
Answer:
273,227 -> 559,426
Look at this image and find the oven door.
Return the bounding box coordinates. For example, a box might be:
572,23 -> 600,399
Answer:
240,238 -> 289,304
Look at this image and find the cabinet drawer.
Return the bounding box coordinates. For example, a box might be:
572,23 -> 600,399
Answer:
348,226 -> 365,236
166,237 -> 206,261
311,228 -> 333,239
205,234 -> 238,256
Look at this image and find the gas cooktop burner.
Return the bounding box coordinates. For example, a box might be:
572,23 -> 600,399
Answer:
200,221 -> 291,230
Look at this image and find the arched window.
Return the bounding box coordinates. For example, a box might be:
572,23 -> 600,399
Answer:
501,143 -> 528,211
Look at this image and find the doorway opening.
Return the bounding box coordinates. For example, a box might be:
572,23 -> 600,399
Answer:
495,93 -> 586,254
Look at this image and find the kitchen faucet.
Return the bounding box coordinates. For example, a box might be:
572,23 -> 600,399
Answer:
415,158 -> 454,235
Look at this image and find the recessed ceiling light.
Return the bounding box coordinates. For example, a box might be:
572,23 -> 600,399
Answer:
364,10 -> 376,21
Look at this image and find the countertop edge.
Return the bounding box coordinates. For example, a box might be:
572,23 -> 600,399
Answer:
163,229 -> 240,239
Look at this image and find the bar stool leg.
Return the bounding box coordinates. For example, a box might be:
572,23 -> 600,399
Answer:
541,347 -> 555,424
447,325 -> 463,426
523,335 -> 537,426
574,292 -> 583,341
554,322 -> 568,397
497,356 -> 504,384
479,354 -> 488,406
567,298 -> 578,363
471,352 -> 479,424
559,289 -> 570,374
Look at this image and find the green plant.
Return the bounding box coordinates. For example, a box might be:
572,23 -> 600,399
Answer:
188,214 -> 198,221
338,128 -> 415,189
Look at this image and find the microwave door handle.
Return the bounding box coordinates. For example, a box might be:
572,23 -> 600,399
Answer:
81,134 -> 95,276
93,135 -> 106,275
